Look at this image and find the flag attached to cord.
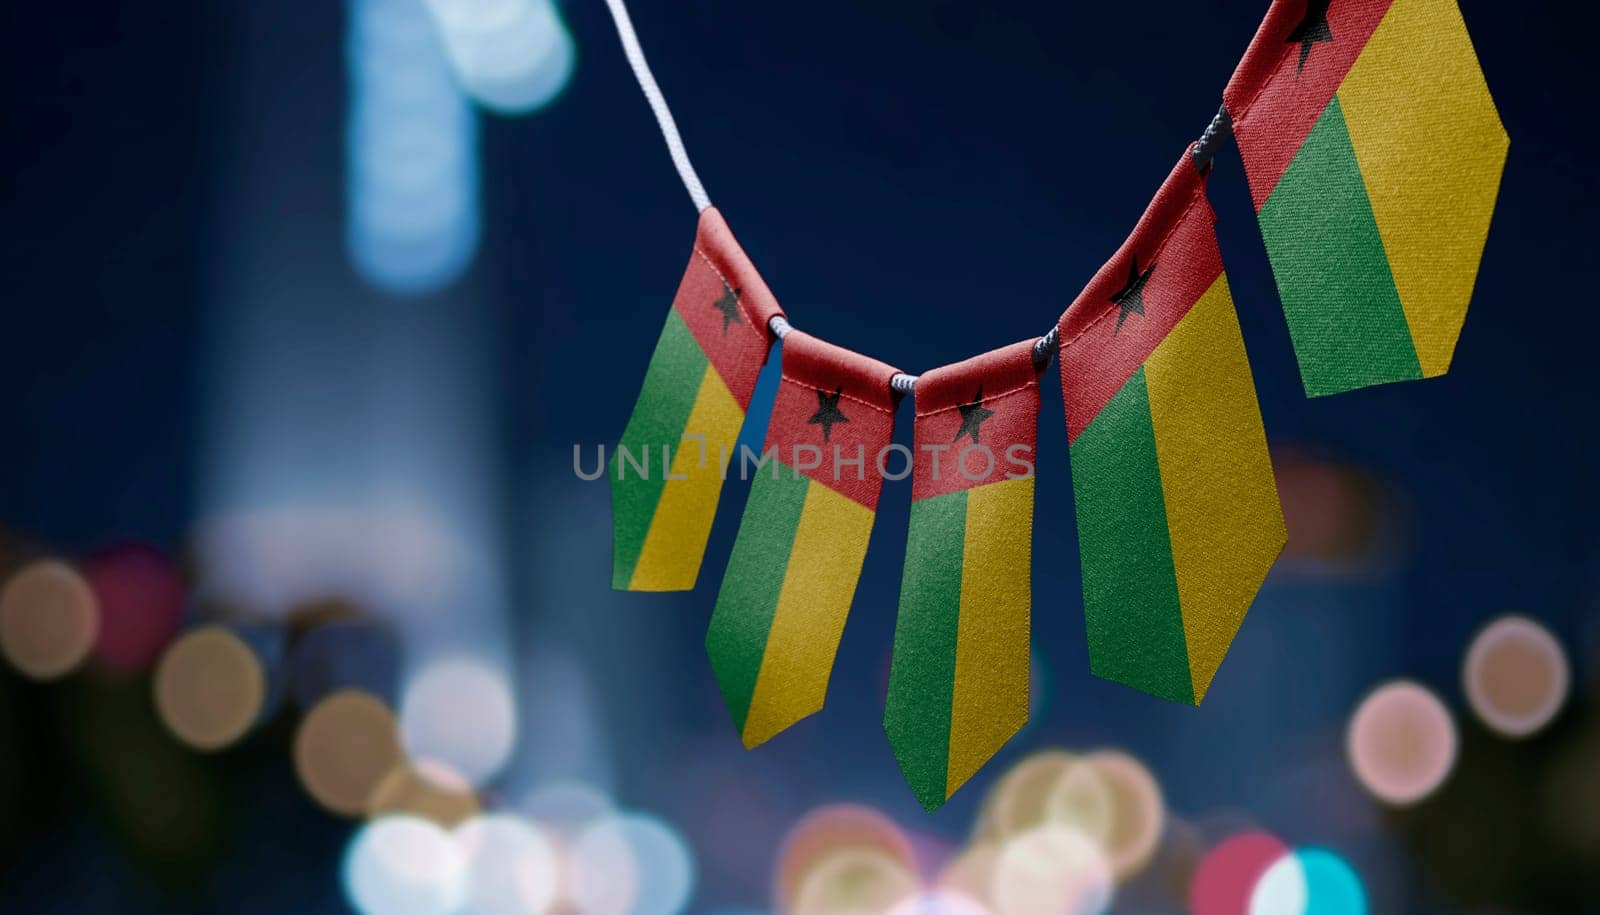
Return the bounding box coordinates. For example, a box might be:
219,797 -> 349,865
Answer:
611,207 -> 784,591
707,331 -> 902,747
1224,0 -> 1507,396
1060,154 -> 1286,705
885,340 -> 1039,811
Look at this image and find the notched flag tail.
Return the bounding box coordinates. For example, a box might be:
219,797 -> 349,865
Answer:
707,332 -> 902,748
611,207 -> 784,591
1059,153 -> 1286,706
1225,0 -> 1507,396
886,341 -> 1039,812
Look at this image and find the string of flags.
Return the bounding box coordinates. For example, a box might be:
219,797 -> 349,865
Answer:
602,0 -> 1507,811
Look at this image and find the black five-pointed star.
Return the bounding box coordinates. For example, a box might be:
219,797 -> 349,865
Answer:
712,281 -> 743,334
954,387 -> 995,444
807,387 -> 849,441
1110,257 -> 1156,334
1287,0 -> 1333,74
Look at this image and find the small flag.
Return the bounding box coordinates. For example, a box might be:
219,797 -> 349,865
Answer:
611,207 -> 784,591
707,331 -> 901,747
1224,0 -> 1507,396
885,341 -> 1039,811
1060,154 -> 1286,705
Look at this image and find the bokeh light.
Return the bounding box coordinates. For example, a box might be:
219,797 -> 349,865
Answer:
976,751 -> 1072,840
84,543 -> 184,674
1463,615 -> 1569,738
619,814 -> 696,915
454,813 -> 560,915
0,559 -> 98,680
888,889 -> 992,915
344,814 -> 468,915
399,655 -> 516,786
567,813 -> 642,915
937,842 -> 1000,905
976,751 -> 1113,845
574,813 -> 695,915
368,757 -> 481,826
777,804 -> 916,913
903,830 -> 956,889
989,825 -> 1113,915
1296,848 -> 1365,915
1248,851 -> 1307,915
1346,681 -> 1457,806
295,688 -> 405,816
522,779 -> 614,836
347,0 -> 480,294
153,626 -> 267,751
1083,750 -> 1165,881
1251,848 -> 1367,915
424,0 -> 576,114
791,847 -> 921,915
1190,830 -> 1290,915
1044,759 -> 1115,847
1272,453 -> 1387,571
194,509 -> 462,624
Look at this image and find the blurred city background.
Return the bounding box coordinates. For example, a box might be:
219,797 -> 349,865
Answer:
0,1 -> 1595,913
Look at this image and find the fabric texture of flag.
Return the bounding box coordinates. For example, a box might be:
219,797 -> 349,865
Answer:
706,331 -> 902,747
1224,0 -> 1507,396
1059,153 -> 1286,705
885,340 -> 1039,811
611,207 -> 784,591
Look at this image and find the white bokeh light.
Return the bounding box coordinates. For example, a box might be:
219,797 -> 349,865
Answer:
888,889 -> 993,915
424,0 -> 575,113
990,826 -> 1113,915
522,780 -> 615,836
615,814 -> 695,915
568,814 -> 642,915
400,656 -> 517,786
455,814 -> 561,915
347,0 -> 480,294
344,815 -> 468,915
1248,852 -> 1307,915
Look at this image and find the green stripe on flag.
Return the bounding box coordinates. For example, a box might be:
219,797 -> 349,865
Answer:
1260,96 -> 1422,396
885,489 -> 967,811
1071,368 -> 1193,704
706,463 -> 810,731
611,310 -> 711,588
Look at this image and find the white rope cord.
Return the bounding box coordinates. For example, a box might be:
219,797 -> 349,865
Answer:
604,0 -> 1233,392
603,0 -> 711,212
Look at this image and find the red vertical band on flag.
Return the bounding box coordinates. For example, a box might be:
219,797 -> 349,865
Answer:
764,331 -> 901,510
911,341 -> 1041,502
1057,152 -> 1224,444
1222,0 -> 1395,209
670,207 -> 786,408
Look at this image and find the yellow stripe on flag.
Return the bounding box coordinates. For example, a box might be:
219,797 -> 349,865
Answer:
629,364 -> 744,591
1143,275 -> 1285,703
1337,0 -> 1508,377
946,477 -> 1033,798
741,481 -> 874,747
